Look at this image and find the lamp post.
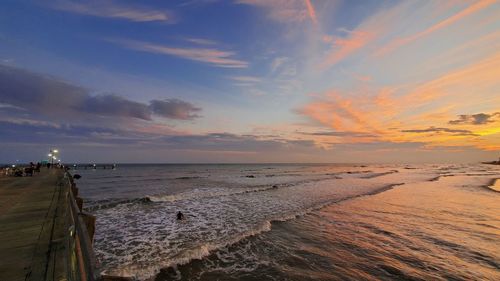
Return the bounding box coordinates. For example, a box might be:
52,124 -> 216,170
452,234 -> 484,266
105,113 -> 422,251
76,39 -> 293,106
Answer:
49,149 -> 59,166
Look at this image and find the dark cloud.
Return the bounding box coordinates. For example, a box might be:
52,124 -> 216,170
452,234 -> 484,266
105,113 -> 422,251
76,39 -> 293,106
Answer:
0,119 -> 315,153
0,64 -> 200,122
1,119 -> 489,164
0,65 -> 319,159
449,112 -> 500,125
0,64 -> 87,116
299,131 -> 376,138
79,94 -> 152,120
0,120 -> 125,145
0,119 -> 158,144
401,127 -> 477,136
241,134 -> 281,138
149,99 -> 201,120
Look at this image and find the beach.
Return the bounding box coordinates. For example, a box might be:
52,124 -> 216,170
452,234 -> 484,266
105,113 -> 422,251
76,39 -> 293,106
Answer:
73,163 -> 500,280
3,1 -> 500,280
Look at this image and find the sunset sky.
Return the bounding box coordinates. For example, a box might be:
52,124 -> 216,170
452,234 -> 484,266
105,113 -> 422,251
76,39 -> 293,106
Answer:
1,0 -> 499,163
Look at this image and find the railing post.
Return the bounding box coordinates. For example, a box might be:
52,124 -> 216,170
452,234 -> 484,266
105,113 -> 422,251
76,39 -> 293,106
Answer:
80,213 -> 96,245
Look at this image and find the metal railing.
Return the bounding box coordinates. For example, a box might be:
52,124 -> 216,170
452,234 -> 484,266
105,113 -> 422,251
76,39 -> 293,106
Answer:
64,172 -> 101,281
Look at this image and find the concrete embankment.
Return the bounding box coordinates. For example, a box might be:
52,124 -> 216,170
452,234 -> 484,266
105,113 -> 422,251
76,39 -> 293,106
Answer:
0,168 -> 102,281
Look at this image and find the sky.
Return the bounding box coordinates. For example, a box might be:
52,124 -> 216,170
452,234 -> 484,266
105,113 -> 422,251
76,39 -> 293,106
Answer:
0,0 -> 499,164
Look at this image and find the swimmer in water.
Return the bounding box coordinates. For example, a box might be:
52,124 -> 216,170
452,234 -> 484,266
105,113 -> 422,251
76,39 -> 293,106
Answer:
176,211 -> 185,220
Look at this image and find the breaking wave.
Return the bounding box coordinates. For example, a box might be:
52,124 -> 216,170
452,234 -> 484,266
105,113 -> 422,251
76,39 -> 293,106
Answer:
98,182 -> 406,280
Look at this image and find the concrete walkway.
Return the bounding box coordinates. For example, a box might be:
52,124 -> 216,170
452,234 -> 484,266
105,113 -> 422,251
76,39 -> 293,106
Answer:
0,168 -> 68,281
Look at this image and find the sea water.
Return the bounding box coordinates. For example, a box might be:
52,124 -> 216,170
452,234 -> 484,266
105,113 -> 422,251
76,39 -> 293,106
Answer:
75,164 -> 500,280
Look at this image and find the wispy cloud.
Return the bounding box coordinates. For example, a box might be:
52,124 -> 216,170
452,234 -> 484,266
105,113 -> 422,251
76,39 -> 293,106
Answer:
403,51 -> 500,106
228,76 -> 261,83
299,131 -> 376,138
236,0 -> 316,24
297,91 -> 381,133
184,37 -> 217,45
270,57 -> 289,73
319,30 -> 374,69
317,1 -> 415,69
375,0 -> 496,56
49,0 -> 172,22
108,39 -> 248,68
304,0 -> 318,25
178,0 -> 221,8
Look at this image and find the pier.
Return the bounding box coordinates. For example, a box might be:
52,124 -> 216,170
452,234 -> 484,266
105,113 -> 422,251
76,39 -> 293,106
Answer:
71,164 -> 117,170
0,168 -> 99,281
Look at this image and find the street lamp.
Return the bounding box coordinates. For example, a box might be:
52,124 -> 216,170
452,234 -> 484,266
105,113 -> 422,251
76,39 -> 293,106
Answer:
49,149 -> 59,166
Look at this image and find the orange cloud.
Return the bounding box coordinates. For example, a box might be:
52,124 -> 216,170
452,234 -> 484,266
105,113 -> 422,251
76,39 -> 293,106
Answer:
304,0 -> 318,25
300,51 -> 500,150
403,51 -> 500,105
299,91 -> 386,135
320,31 -> 373,68
375,0 -> 496,56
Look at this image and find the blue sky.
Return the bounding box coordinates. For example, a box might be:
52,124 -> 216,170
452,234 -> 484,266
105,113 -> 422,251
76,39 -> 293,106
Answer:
0,0 -> 499,163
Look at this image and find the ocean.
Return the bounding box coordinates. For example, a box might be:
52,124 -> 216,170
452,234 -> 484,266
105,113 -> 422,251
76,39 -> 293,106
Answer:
74,163 -> 500,280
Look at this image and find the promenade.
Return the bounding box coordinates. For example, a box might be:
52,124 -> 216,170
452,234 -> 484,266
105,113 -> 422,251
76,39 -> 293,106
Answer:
0,168 -> 67,281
